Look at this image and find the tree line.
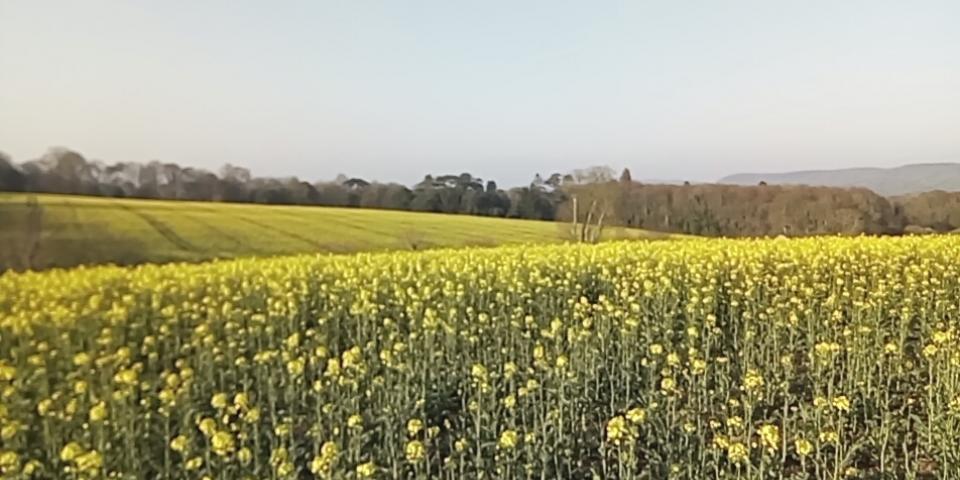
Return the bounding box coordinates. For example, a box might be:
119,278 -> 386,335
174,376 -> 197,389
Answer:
561,180 -> 899,236
2,148 -> 960,236
0,148 -> 576,220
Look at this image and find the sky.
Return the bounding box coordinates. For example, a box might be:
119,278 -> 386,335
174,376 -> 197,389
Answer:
1,1 -> 959,186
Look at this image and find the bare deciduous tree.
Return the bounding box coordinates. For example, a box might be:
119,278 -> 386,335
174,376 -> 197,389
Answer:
569,197 -> 606,243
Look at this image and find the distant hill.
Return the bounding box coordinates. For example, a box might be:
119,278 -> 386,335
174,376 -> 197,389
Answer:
720,163 -> 960,196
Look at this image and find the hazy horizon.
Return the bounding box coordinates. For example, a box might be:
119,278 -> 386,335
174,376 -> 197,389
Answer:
2,0 -> 959,186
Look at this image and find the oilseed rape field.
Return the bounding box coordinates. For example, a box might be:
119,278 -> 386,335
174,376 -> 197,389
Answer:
1,236 -> 959,479
0,194 -> 669,271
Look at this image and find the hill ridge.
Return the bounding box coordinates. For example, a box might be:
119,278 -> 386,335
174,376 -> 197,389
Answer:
720,162 -> 960,196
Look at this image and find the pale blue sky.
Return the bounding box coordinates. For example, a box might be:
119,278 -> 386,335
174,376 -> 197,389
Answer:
1,0 -> 958,186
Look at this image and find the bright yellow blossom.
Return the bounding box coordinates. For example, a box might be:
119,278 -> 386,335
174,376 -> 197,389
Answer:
405,440 -> 425,462
210,393 -> 228,410
89,402 -> 107,422
795,438 -> 813,457
498,430 -> 519,449
356,461 -> 377,478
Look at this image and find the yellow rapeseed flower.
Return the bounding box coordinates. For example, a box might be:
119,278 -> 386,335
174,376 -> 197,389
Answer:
309,456 -> 329,476
819,430 -> 840,445
287,358 -> 305,376
0,451 -> 18,471
89,402 -> 107,423
743,369 -> 764,392
60,442 -> 85,462
407,418 -> 423,437
626,407 -> 646,424
356,461 -> 377,478
170,435 -> 188,453
211,431 -> 235,456
660,377 -> 676,393
606,416 -> 633,445
75,450 -> 103,472
210,393 -> 228,410
348,414 -> 364,430
405,440 -> 425,462
832,395 -> 851,413
73,352 -> 91,367
0,421 -> 18,441
233,392 -> 250,410
503,361 -> 518,379
198,417 -> 217,437
498,430 -> 519,450
666,352 -> 681,366
471,364 -> 488,383
0,363 -> 15,382
243,407 -> 261,423
238,447 -> 252,465
795,438 -> 813,457
758,424 -> 780,452
727,442 -> 749,463
185,457 -> 204,471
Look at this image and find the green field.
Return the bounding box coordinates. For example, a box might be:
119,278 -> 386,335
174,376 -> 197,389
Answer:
0,193 -> 671,270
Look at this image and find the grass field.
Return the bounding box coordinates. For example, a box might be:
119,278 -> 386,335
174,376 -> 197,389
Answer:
0,193 -> 670,271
